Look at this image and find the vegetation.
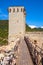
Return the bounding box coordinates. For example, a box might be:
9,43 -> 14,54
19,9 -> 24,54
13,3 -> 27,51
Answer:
0,20 -> 8,45
26,24 -> 43,32
0,20 -> 43,45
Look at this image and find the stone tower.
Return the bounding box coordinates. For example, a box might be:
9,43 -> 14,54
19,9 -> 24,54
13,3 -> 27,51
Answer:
8,6 -> 26,43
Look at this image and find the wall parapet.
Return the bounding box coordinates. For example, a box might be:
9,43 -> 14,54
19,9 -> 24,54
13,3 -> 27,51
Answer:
26,32 -> 43,34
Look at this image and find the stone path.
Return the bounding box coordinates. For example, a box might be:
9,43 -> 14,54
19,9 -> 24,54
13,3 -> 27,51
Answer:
16,38 -> 34,65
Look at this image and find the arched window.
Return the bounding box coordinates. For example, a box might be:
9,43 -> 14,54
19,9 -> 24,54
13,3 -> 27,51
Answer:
17,8 -> 19,12
9,8 -> 11,13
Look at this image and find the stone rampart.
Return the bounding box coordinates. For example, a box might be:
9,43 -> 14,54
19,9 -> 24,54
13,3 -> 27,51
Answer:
25,32 -> 43,47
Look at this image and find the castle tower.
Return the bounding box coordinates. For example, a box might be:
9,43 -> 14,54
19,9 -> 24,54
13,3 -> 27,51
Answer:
8,6 -> 26,43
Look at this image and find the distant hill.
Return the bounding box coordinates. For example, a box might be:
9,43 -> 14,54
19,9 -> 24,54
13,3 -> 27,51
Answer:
0,20 -> 43,45
26,24 -> 43,32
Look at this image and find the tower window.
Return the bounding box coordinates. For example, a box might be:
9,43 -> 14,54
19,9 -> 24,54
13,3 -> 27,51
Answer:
17,8 -> 19,12
21,8 -> 23,12
13,8 -> 15,12
9,9 -> 11,12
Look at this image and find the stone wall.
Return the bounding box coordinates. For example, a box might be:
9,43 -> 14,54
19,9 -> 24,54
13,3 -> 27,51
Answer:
25,32 -> 43,47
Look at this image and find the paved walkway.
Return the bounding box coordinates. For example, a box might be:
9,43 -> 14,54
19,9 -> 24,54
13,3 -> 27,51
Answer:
16,38 -> 34,65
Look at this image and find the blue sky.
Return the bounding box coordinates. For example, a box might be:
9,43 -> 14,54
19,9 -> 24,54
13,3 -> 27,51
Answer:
0,0 -> 43,27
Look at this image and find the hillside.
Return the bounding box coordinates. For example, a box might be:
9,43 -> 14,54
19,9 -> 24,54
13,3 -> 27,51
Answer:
0,20 -> 8,45
0,20 -> 43,45
26,24 -> 43,32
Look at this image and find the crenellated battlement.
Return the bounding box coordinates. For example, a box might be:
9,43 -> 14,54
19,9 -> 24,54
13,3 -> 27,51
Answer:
8,7 -> 26,15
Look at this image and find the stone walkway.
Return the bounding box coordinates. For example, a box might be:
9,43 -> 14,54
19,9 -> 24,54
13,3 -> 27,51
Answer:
16,38 -> 34,65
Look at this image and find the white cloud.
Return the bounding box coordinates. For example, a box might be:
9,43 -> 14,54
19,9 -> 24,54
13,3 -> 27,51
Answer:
41,26 -> 43,28
29,25 -> 36,29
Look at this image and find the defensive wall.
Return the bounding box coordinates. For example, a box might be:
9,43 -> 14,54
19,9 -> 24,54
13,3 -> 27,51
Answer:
25,32 -> 43,47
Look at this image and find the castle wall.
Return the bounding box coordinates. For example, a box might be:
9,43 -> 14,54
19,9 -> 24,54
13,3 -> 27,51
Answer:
25,32 -> 43,47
